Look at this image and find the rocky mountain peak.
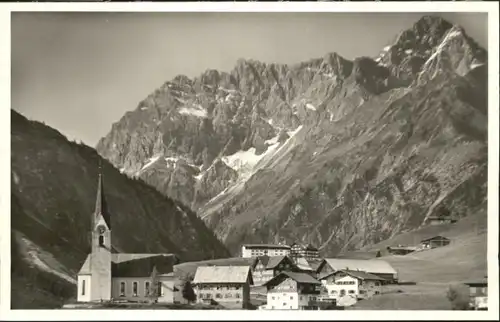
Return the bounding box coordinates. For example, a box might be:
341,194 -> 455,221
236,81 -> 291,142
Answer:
97,16 -> 487,257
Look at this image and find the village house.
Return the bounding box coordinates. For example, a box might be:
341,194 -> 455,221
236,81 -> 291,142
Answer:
192,265 -> 253,309
464,279 -> 488,310
251,255 -> 298,286
76,171 -> 181,303
316,258 -> 398,284
264,271 -> 322,310
427,215 -> 457,226
290,243 -> 320,261
386,245 -> 418,256
241,244 -> 291,258
318,270 -> 385,307
420,236 -> 451,249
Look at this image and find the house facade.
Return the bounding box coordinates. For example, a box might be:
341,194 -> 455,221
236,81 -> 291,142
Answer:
192,265 -> 253,309
319,270 -> 384,306
290,243 -> 320,261
264,271 -> 322,310
252,255 -> 298,286
76,171 -> 180,303
464,281 -> 488,310
420,236 -> 451,249
241,244 -> 291,258
316,258 -> 398,284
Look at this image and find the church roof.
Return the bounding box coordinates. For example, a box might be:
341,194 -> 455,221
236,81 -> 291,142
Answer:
94,169 -> 111,229
77,253 -> 178,277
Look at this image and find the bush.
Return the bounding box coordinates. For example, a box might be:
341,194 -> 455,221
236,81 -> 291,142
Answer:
446,285 -> 470,310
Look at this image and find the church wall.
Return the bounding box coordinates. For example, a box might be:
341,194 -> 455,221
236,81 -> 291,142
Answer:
77,274 -> 91,302
111,277 -> 178,303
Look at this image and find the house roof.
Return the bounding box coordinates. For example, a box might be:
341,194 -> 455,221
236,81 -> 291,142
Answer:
192,265 -> 252,284
243,244 -> 291,250
254,255 -> 270,268
294,257 -> 314,271
420,235 -> 451,243
320,258 -> 397,275
320,270 -> 386,281
304,244 -> 318,251
265,271 -> 321,287
464,281 -> 488,287
77,253 -> 178,277
266,256 -> 289,269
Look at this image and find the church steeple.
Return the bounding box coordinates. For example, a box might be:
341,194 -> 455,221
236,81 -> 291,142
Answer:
95,160 -> 111,229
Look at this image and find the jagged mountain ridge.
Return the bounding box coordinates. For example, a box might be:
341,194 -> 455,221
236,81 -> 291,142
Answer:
97,15 -> 488,256
11,110 -> 230,308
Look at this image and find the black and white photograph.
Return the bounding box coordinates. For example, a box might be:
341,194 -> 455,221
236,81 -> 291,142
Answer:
1,1 -> 498,320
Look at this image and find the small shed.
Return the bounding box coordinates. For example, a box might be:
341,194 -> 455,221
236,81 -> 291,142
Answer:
420,236 -> 451,249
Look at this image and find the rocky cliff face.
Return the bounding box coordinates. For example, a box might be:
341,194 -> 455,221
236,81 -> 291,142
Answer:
97,15 -> 488,256
11,110 -> 230,308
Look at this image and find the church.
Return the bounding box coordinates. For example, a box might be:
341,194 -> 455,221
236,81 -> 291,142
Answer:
76,169 -> 185,304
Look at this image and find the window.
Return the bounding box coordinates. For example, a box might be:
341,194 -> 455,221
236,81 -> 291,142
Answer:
359,290 -> 366,294
145,282 -> 150,296
290,296 -> 293,300
272,296 -> 275,300
99,235 -> 104,247
215,293 -> 222,299
81,279 -> 86,296
133,282 -> 138,297
157,282 -> 162,296
330,290 -> 336,295
283,302 -> 287,306
236,293 -> 241,299
375,291 -> 380,295
348,290 -> 355,294
120,282 -> 126,297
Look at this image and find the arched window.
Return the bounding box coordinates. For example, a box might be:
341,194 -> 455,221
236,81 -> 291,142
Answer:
81,279 -> 86,295
99,235 -> 104,247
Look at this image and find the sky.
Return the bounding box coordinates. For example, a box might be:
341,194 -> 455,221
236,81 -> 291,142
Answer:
11,12 -> 488,146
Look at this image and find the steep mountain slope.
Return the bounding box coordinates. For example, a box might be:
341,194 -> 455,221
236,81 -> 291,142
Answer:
97,15 -> 488,256
11,110 -> 230,308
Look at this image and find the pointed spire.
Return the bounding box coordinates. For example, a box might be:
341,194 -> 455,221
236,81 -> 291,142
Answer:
95,159 -> 111,229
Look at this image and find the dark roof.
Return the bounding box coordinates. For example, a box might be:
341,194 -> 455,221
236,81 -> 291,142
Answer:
464,281 -> 488,287
254,255 -> 270,268
112,254 -> 178,277
319,270 -> 385,281
265,271 -> 321,287
78,253 -> 178,276
243,244 -> 291,250
304,244 -> 318,251
94,172 -> 111,229
266,256 -> 290,269
420,235 -> 450,242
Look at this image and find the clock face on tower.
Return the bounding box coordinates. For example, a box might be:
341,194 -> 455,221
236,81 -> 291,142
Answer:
97,225 -> 106,234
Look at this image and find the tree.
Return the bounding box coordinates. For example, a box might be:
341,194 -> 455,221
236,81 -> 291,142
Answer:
446,285 -> 470,310
182,280 -> 197,303
148,265 -> 159,304
376,250 -> 382,258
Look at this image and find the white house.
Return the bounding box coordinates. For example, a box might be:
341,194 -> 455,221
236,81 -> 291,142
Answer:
192,265 -> 253,309
318,270 -> 384,306
76,171 -> 182,304
241,244 -> 291,258
264,271 -> 322,310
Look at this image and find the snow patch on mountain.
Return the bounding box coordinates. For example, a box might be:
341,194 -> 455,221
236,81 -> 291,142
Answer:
306,103 -> 317,111
141,155 -> 160,172
178,106 -> 208,118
